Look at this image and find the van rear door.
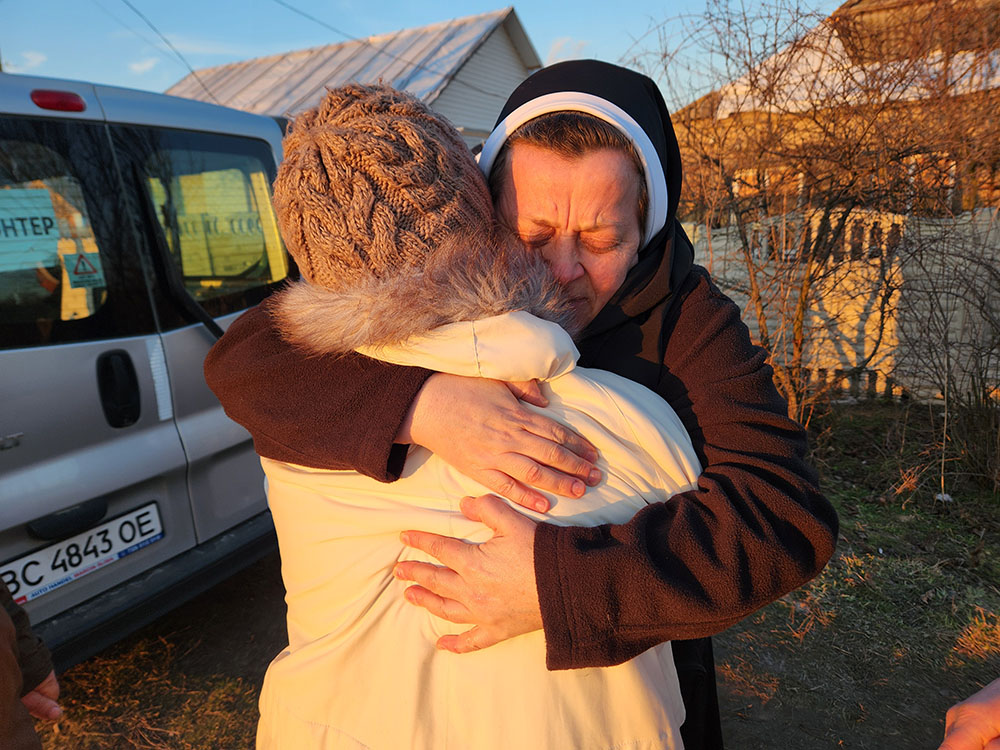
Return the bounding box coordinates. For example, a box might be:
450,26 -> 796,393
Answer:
0,79 -> 198,624
98,89 -> 290,543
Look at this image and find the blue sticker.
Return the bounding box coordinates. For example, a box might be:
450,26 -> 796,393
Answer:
65,249 -> 107,289
0,189 -> 60,272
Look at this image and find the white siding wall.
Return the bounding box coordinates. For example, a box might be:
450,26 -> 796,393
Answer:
430,25 -> 535,147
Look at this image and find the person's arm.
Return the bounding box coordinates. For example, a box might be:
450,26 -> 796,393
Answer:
939,678 -> 1000,750
205,300 -> 600,505
205,301 -> 432,481
1,585 -> 60,720
533,267 -> 838,668
396,267 -> 838,667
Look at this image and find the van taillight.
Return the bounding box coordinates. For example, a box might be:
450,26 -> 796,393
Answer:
30,89 -> 86,112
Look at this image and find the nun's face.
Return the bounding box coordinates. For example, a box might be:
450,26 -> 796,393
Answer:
496,142 -> 642,327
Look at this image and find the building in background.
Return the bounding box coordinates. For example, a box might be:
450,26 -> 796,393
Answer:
672,0 -> 999,410
166,7 -> 540,147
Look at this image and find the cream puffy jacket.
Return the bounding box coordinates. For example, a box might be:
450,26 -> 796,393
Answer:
257,311 -> 701,750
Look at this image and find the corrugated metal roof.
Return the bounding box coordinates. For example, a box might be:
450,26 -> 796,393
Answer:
166,7 -> 538,117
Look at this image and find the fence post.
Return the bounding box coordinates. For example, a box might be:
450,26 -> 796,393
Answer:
866,371 -> 878,399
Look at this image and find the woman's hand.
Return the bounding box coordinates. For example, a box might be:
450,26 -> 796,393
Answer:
394,494 -> 542,652
397,373 -> 601,512
21,670 -> 61,721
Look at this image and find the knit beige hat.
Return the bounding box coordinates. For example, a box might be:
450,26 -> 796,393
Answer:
272,83 -> 495,291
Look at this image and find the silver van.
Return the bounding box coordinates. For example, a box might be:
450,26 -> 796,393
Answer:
0,72 -> 292,667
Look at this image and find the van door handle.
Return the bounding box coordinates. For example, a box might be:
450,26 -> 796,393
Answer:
96,350 -> 141,428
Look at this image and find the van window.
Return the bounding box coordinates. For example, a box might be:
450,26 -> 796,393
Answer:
0,142 -> 107,322
118,127 -> 290,324
145,151 -> 287,302
0,117 -> 156,350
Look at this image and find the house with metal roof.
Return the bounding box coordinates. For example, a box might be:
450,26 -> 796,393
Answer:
674,0 -> 1000,402
166,7 -> 540,146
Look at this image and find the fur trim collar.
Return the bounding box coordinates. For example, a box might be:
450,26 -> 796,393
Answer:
272,236 -> 580,356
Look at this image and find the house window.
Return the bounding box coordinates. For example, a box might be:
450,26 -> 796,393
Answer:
802,221 -> 813,261
868,222 -> 883,259
849,220 -> 864,261
887,223 -> 903,254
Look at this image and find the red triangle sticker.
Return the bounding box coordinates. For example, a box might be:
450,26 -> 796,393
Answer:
73,252 -> 98,275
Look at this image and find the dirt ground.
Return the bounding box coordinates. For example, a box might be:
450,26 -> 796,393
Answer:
715,600 -> 975,749
36,540 -> 997,749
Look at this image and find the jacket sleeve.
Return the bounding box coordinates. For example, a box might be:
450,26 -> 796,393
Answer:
204,301 -> 434,481
534,267 -> 839,670
2,584 -> 53,695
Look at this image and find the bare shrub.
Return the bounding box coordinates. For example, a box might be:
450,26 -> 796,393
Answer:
629,0 -> 1000,491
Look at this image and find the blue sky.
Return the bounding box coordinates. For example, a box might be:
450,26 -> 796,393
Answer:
2,0 -> 844,107
2,1 -> 696,90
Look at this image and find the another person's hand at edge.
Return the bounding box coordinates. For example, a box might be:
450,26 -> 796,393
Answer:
21,669 -> 61,721
397,374 -> 602,513
939,677 -> 1000,750
394,494 -> 541,652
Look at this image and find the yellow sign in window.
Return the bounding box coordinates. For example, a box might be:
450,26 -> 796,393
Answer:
147,159 -> 288,302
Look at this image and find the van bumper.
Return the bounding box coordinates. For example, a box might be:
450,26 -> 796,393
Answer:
35,511 -> 277,671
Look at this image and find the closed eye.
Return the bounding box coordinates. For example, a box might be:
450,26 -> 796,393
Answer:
582,237 -> 628,254
519,232 -> 553,249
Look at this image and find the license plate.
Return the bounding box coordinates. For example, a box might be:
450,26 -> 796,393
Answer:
1,503 -> 163,605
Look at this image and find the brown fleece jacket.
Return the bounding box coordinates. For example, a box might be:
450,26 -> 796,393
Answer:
204,265 -> 838,670
205,299 -> 432,482
536,266 -> 836,668
1,587 -> 51,698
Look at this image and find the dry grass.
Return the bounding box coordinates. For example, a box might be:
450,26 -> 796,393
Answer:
36,554 -> 287,750
952,607 -> 1000,665
717,652 -> 781,704
717,401 -> 1000,748
39,638 -> 258,750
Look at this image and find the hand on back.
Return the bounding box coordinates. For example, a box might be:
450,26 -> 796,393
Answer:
399,373 -> 601,512
394,494 -> 542,653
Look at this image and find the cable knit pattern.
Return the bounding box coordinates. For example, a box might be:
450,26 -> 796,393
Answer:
272,83 -> 494,291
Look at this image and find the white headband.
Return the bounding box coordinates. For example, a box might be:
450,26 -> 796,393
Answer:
477,91 -> 668,247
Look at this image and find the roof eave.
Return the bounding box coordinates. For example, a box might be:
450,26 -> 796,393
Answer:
502,7 -> 542,70
424,7 -> 540,106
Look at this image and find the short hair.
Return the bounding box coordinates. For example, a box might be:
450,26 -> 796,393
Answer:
487,112 -> 649,231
